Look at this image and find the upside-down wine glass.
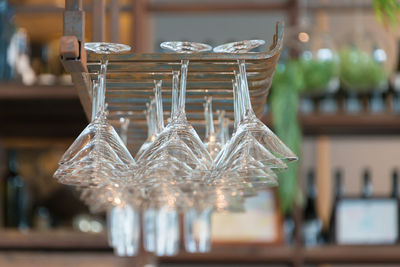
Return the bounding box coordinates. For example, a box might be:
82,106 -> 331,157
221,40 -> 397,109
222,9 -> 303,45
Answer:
211,40 -> 297,192
213,40 -> 297,164
80,116 -> 140,257
146,41 -> 214,169
54,42 -> 134,188
139,80 -> 185,256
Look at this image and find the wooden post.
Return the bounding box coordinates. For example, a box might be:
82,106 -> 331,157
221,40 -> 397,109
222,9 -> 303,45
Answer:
293,204 -> 304,267
132,0 -> 149,53
92,0 -> 106,42
316,135 -> 332,230
110,0 -> 120,43
288,0 -> 300,27
316,0 -> 330,33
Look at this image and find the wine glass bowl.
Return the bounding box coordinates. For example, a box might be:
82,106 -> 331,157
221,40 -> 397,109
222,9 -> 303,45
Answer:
160,41 -> 212,53
213,40 -> 265,53
85,42 -> 131,54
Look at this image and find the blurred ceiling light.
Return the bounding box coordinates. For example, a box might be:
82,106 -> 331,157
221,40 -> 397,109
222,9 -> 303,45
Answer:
298,32 -> 309,43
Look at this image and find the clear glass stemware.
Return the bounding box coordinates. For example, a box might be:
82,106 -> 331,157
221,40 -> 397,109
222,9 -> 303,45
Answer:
54,42 -> 134,188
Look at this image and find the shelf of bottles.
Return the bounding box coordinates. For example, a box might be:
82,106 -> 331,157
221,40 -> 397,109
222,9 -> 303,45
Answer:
299,167 -> 400,249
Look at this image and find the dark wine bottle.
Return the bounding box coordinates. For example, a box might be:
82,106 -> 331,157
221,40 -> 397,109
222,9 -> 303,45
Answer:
327,169 -> 344,244
303,169 -> 322,246
391,169 -> 399,199
362,169 -> 372,198
3,149 -> 30,229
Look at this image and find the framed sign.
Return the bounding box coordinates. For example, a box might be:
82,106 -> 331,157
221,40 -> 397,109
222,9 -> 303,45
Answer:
211,190 -> 282,245
336,198 -> 399,244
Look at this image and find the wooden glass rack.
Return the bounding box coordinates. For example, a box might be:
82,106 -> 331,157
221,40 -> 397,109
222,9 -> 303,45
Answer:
61,8 -> 282,150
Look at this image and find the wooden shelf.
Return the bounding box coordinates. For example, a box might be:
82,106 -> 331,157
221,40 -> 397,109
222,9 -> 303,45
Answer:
0,83 -> 86,138
304,245 -> 400,264
162,245 -> 295,264
2,230 -> 400,264
0,83 -> 76,100
0,229 -> 107,250
262,113 -> 400,136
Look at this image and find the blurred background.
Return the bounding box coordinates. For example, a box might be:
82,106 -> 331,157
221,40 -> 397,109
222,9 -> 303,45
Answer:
1,0 -> 400,266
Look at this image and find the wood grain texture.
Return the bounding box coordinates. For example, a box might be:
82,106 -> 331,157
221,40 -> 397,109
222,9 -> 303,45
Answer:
0,252 -> 131,267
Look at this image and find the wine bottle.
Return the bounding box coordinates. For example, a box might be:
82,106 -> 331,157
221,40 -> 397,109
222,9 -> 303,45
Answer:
327,169 -> 344,244
362,169 -> 372,198
391,169 -> 399,199
303,169 -> 322,246
3,149 -> 30,229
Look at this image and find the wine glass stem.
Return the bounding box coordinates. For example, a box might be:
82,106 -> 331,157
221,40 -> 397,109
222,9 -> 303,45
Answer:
154,80 -> 164,133
146,101 -> 155,140
98,58 -> 109,116
204,97 -> 215,138
232,78 -> 239,130
91,81 -> 99,121
150,99 -> 157,136
171,71 -> 180,120
238,60 -> 253,116
178,59 -> 189,115
120,118 -> 130,146
218,110 -> 226,144
234,71 -> 244,124
223,117 -> 230,144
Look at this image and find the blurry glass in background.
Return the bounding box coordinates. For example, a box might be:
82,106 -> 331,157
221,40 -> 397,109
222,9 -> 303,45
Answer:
1,147 -> 95,230
0,0 -> 16,81
3,149 -> 31,229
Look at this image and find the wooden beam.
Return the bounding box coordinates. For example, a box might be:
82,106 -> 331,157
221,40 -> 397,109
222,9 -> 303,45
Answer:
0,230 -> 107,249
315,136 -> 332,230
110,0 -> 120,43
132,0 -> 149,53
0,83 -> 76,99
92,0 -> 106,42
305,245 -> 400,264
288,0 -> 300,27
71,72 -> 92,119
147,2 -> 288,13
0,252 -> 131,267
